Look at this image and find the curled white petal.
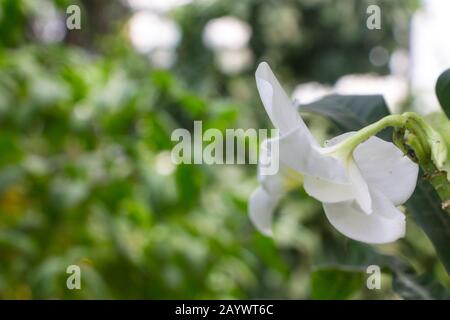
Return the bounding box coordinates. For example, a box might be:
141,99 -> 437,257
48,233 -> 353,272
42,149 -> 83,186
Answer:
323,188 -> 405,244
325,132 -> 418,206
302,155 -> 372,213
347,159 -> 372,214
354,136 -> 419,205
248,186 -> 280,237
321,131 -> 372,211
255,62 -> 314,138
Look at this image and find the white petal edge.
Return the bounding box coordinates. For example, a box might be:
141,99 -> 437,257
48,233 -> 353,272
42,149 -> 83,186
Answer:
322,131 -> 372,210
323,188 -> 405,244
258,138 -> 302,195
248,186 -> 280,237
347,159 -> 372,214
354,136 -> 419,205
255,62 -> 314,139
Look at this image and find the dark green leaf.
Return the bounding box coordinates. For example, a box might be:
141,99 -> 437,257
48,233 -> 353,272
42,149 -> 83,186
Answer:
405,177 -> 450,274
435,69 -> 450,119
317,240 -> 450,300
298,94 -> 392,140
392,270 -> 450,300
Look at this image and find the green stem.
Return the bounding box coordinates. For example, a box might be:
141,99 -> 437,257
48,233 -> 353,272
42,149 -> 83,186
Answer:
422,162 -> 450,212
394,127 -> 450,213
329,114 -> 406,158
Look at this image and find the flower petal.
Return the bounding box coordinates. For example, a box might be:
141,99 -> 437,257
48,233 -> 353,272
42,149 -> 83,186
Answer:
353,136 -> 419,205
322,188 -> 405,244
347,159 -> 372,214
303,131 -> 362,203
259,169 -> 286,196
259,165 -> 303,196
303,175 -> 354,203
256,62 -> 314,138
324,132 -> 418,206
302,157 -> 372,214
258,138 -> 302,195
272,128 -> 349,183
248,186 -> 280,236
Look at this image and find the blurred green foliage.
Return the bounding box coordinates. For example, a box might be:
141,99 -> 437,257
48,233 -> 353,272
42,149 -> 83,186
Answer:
0,0 -> 447,300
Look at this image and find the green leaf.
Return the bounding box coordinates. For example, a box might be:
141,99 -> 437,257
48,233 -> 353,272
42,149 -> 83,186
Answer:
317,240 -> 450,300
298,94 -> 392,140
435,69 -> 450,119
310,267 -> 364,299
379,252 -> 449,300
392,270 -> 450,300
404,177 -> 450,274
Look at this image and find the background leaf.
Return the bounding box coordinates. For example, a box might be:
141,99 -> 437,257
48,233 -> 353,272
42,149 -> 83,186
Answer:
317,240 -> 449,300
392,269 -> 450,300
435,69 -> 450,119
405,178 -> 450,274
298,94 -> 392,140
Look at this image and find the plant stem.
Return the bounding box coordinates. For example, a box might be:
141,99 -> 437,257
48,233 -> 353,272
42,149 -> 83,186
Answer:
393,125 -> 450,214
328,114 -> 406,158
421,161 -> 450,212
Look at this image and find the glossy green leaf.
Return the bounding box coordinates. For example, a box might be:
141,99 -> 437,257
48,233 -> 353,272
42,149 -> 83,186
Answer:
435,69 -> 450,119
404,178 -> 450,274
392,269 -> 450,300
318,240 -> 449,300
298,94 -> 392,140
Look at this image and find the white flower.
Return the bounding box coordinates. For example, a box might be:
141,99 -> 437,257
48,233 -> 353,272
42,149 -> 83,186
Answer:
249,62 -> 419,244
128,12 -> 181,53
125,0 -> 191,13
202,16 -> 252,51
